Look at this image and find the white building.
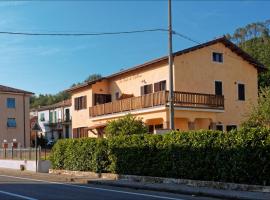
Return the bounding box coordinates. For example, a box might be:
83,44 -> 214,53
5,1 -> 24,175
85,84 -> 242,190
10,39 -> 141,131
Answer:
35,100 -> 72,141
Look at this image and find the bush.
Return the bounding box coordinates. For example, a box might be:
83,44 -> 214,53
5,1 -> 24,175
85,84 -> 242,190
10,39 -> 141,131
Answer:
105,114 -> 148,137
243,87 -> 270,128
50,127 -> 270,185
50,138 -> 109,172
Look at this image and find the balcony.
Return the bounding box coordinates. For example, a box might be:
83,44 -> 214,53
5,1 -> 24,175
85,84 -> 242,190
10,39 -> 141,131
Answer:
89,91 -> 224,118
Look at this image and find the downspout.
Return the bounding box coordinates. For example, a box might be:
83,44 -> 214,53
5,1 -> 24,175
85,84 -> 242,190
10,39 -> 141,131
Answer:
23,94 -> 26,147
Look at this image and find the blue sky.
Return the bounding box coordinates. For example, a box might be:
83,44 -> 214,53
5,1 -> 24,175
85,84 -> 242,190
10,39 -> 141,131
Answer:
0,0 -> 269,94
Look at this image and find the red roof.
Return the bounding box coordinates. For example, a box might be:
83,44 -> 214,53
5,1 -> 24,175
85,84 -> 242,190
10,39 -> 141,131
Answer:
0,85 -> 33,95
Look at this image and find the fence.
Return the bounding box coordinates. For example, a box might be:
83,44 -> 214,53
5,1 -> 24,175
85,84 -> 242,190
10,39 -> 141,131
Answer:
0,147 -> 50,161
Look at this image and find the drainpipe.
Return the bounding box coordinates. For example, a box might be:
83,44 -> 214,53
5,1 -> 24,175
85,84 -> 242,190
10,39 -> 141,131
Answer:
23,94 -> 26,147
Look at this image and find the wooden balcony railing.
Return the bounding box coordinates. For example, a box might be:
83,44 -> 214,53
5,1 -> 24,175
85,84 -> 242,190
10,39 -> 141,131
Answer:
89,91 -> 224,117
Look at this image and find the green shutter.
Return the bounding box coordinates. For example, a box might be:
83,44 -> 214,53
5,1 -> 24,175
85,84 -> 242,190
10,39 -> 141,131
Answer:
49,112 -> 53,123
54,111 -> 57,123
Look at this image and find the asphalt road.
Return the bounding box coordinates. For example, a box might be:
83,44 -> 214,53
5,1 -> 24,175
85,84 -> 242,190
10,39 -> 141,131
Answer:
0,174 -> 224,200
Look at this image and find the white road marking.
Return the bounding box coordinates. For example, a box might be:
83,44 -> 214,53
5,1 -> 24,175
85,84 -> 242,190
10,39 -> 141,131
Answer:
0,174 -> 185,200
0,190 -> 38,200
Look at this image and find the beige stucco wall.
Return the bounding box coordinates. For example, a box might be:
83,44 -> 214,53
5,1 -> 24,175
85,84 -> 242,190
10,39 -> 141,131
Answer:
70,41 -> 259,135
71,87 -> 92,129
109,61 -> 169,101
173,42 -> 258,128
0,93 -> 30,147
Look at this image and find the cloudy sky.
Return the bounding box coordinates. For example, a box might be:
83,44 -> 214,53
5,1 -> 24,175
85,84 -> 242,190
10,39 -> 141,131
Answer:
0,0 -> 269,94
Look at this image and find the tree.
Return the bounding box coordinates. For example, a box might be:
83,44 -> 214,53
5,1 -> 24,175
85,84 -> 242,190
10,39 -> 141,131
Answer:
105,114 -> 148,137
242,87 -> 270,128
226,19 -> 270,88
84,73 -> 102,82
31,73 -> 102,108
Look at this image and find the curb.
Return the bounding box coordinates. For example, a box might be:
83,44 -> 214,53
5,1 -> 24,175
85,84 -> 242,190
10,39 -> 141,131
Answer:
88,180 -> 264,200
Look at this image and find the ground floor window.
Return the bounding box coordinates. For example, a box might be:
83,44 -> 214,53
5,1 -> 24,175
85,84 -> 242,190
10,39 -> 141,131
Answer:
148,124 -> 163,133
73,127 -> 87,138
226,125 -> 237,132
216,125 -> 223,131
7,118 -> 16,128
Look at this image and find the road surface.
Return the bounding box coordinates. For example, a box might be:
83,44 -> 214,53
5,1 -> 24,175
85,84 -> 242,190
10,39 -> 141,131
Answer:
0,173 -> 224,200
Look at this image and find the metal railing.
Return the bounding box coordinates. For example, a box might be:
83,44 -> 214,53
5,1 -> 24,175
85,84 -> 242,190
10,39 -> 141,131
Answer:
0,147 -> 50,161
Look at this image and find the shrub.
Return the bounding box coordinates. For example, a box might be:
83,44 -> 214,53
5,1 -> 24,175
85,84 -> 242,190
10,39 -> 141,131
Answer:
243,87 -> 270,128
50,127 -> 270,185
105,114 -> 148,137
50,138 -> 109,172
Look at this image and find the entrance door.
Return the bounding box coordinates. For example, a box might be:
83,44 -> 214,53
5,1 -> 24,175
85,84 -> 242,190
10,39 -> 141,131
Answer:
65,126 -> 70,138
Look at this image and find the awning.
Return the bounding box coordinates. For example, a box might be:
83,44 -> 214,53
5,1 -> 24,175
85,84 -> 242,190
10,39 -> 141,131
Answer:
86,123 -> 107,130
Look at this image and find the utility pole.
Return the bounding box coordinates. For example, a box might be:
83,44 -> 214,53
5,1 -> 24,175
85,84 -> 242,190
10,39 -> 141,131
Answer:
168,0 -> 175,130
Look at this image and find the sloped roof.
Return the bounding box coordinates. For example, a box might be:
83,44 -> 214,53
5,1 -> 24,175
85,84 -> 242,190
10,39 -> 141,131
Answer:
34,99 -> 71,111
0,84 -> 33,95
66,36 -> 267,93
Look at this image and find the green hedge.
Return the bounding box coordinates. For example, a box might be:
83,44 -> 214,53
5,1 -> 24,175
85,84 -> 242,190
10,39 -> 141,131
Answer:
50,128 -> 270,185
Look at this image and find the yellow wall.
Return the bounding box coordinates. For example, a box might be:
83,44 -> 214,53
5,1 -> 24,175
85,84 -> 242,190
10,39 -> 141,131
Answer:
70,41 -> 259,135
173,42 -> 258,128
71,87 -> 92,129
0,93 -> 30,147
109,61 -> 169,101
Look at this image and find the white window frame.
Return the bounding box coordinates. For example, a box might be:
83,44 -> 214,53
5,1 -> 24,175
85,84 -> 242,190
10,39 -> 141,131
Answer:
236,81 -> 245,101
216,124 -> 224,131
212,51 -> 224,64
226,124 -> 237,132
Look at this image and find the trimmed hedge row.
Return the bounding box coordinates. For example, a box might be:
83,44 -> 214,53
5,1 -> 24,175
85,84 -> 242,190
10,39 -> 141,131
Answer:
50,128 -> 270,185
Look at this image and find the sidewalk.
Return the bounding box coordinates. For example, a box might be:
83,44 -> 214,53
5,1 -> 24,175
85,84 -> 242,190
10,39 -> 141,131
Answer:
88,179 -> 270,200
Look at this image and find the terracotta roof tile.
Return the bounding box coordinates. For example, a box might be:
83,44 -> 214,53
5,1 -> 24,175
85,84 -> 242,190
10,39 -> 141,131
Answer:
0,85 -> 33,95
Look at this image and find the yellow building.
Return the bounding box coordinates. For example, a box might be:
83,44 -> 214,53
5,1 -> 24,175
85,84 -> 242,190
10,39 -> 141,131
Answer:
67,37 -> 266,138
0,85 -> 33,147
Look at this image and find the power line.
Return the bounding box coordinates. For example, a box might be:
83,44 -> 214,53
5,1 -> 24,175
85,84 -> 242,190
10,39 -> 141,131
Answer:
0,28 -> 168,36
173,31 -> 247,62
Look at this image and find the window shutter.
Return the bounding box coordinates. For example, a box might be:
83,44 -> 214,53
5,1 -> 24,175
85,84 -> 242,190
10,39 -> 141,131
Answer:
73,128 -> 78,138
148,84 -> 153,94
83,96 -> 87,108
161,80 -> 166,91
141,86 -> 144,95
154,82 -> 159,92
84,128 -> 88,138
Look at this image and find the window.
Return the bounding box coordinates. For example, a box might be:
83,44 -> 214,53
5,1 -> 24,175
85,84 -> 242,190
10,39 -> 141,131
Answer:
212,52 -> 223,63
94,94 -> 111,105
74,96 -> 87,110
148,125 -> 154,133
216,125 -> 223,131
238,83 -> 245,101
141,84 -> 153,95
40,113 -> 45,121
215,81 -> 223,96
65,109 -> 70,122
115,92 -> 120,100
155,124 -> 163,130
7,98 -> 15,108
154,80 -> 166,92
73,127 -> 87,138
7,118 -> 16,128
226,125 -> 237,132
